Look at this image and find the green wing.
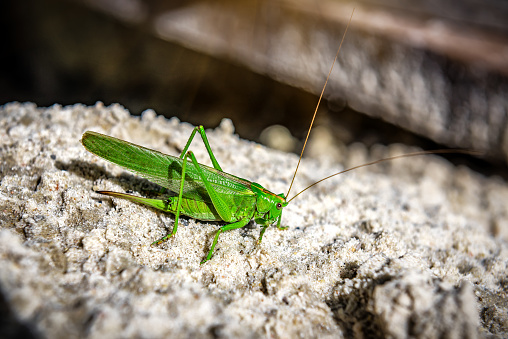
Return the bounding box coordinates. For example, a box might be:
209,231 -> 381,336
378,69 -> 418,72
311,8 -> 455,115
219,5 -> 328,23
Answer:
81,131 -> 254,202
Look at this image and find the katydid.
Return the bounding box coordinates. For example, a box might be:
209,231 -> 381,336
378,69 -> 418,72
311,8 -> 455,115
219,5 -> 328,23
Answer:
82,126 -> 289,264
81,9 -> 477,264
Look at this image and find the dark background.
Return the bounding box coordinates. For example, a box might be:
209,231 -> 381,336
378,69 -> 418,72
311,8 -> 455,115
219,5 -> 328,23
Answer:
2,0 -> 508,176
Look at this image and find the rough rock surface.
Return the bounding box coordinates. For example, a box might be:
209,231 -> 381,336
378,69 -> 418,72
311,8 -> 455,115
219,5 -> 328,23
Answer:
1,102 -> 507,338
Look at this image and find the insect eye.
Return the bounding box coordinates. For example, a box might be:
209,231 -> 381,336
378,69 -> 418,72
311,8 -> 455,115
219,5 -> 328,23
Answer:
276,203 -> 282,209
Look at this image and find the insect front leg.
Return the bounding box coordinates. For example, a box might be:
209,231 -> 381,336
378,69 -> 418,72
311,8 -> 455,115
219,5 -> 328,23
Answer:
276,214 -> 288,230
257,225 -> 269,244
180,126 -> 223,171
257,215 -> 286,245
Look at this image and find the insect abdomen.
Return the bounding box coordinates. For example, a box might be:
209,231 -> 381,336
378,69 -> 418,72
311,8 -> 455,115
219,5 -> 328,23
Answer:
97,191 -> 222,222
166,197 -> 222,221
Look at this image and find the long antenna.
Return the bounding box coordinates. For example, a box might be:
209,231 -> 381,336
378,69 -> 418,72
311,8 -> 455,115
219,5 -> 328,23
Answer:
287,149 -> 482,203
286,8 -> 355,199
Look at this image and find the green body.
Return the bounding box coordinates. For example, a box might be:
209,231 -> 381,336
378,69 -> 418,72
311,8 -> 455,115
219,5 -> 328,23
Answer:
81,127 -> 288,263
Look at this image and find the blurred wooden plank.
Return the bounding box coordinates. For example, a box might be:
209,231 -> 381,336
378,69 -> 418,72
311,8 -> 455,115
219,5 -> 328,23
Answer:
79,0 -> 508,163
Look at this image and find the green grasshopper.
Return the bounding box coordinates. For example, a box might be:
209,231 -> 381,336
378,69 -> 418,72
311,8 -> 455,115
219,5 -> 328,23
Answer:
81,10 -> 476,264
82,128 -> 287,264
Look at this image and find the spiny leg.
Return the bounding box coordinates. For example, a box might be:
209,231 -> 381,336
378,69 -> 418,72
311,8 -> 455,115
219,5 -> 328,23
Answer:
180,125 -> 223,171
258,215 -> 287,244
151,150 -> 189,246
276,214 -> 288,230
186,151 -> 233,222
180,151 -> 250,263
157,150 -> 246,263
258,215 -> 286,244
201,218 -> 250,264
153,126 -> 225,244
257,225 -> 269,244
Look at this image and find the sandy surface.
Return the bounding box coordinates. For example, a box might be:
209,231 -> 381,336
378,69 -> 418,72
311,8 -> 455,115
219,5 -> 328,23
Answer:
1,102 -> 507,338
